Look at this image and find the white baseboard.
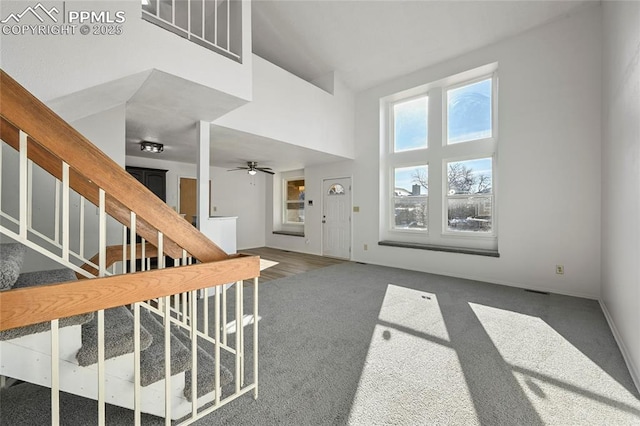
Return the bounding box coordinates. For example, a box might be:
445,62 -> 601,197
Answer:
599,299 -> 640,394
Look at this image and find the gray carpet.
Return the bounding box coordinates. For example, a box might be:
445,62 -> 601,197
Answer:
0,243 -> 26,290
138,310 -> 192,387
1,262 -> 639,425
172,327 -> 234,401
76,307 -> 152,367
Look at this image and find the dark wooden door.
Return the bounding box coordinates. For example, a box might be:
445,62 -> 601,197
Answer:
125,166 -> 172,269
126,166 -> 167,202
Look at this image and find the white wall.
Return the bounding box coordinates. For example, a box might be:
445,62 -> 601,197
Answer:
352,4 -> 602,298
1,0 -> 252,104
125,156 -> 266,250
214,55 -> 355,159
74,105 -> 127,167
210,166 -> 265,250
601,1 -> 640,390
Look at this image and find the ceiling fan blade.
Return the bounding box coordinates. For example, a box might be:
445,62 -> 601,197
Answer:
227,167 -> 248,172
258,168 -> 275,175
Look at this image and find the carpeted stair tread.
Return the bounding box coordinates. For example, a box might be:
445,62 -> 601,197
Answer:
0,243 -> 26,290
0,269 -> 94,341
172,327 -> 234,401
76,306 -> 152,367
13,268 -> 78,288
139,310 -> 192,387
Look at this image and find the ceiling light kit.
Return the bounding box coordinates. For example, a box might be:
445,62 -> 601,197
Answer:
140,141 -> 164,153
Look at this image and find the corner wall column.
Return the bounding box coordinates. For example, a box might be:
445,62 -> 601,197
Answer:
196,121 -> 210,231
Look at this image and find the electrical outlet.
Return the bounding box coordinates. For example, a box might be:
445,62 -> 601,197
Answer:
556,265 -> 564,275
364,244 -> 368,251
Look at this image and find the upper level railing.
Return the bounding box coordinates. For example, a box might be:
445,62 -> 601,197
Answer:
142,0 -> 243,62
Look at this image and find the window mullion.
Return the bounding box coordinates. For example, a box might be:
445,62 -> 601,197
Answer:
427,88 -> 443,237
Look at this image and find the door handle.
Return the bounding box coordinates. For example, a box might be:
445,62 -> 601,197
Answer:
322,220 -> 326,224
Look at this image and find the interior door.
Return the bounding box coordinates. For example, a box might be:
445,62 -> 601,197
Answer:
179,178 -> 197,225
322,178 -> 351,259
179,177 -> 211,226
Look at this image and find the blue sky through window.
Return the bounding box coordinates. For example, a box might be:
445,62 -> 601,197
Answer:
447,79 -> 492,144
394,97 -> 428,152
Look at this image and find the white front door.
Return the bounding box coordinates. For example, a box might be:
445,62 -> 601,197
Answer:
322,178 -> 351,259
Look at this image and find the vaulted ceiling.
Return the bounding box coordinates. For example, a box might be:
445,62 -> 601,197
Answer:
252,0 -> 591,92
124,0 -> 593,169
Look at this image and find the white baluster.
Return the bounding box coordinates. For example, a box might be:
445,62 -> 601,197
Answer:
133,302 -> 142,426
190,289 -> 198,417
61,163 -> 69,262
164,295 -> 171,425
130,212 -> 136,273
253,277 -> 259,399
18,131 -> 27,238
51,319 -> 60,426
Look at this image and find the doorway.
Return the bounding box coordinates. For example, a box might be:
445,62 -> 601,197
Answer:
322,177 -> 351,259
179,177 -> 211,226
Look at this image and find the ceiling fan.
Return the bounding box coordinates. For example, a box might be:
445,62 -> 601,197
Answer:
228,161 -> 274,175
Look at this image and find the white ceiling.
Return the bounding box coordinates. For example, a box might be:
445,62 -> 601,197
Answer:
78,1 -> 593,171
252,0 -> 592,92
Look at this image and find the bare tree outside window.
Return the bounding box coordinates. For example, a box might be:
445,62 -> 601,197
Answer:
446,158 -> 493,232
447,162 -> 492,194
393,166 -> 428,230
411,167 -> 428,192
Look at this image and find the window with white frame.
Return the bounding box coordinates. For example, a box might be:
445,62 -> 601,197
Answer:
284,178 -> 305,224
381,65 -> 497,251
393,165 -> 428,230
446,158 -> 493,233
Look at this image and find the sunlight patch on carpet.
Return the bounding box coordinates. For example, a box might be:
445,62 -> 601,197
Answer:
469,302 -> 640,423
347,284 -> 479,425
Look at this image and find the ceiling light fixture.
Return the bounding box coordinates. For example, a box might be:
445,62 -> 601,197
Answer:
248,169 -> 257,176
140,141 -> 164,153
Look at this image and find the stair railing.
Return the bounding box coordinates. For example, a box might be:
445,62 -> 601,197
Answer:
0,69 -> 260,424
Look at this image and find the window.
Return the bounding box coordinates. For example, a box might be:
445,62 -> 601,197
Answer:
381,65 -> 497,251
284,178 -> 305,224
447,78 -> 492,144
328,184 -> 345,195
446,158 -> 493,233
394,96 -> 428,152
393,165 -> 428,230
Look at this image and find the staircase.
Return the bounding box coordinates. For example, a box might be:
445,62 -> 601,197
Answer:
0,245 -> 233,419
0,70 -> 260,424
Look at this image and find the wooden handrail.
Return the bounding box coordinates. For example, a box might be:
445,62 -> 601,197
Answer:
1,118 -> 186,258
76,244 -> 161,279
0,255 -> 260,331
0,70 -> 228,263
